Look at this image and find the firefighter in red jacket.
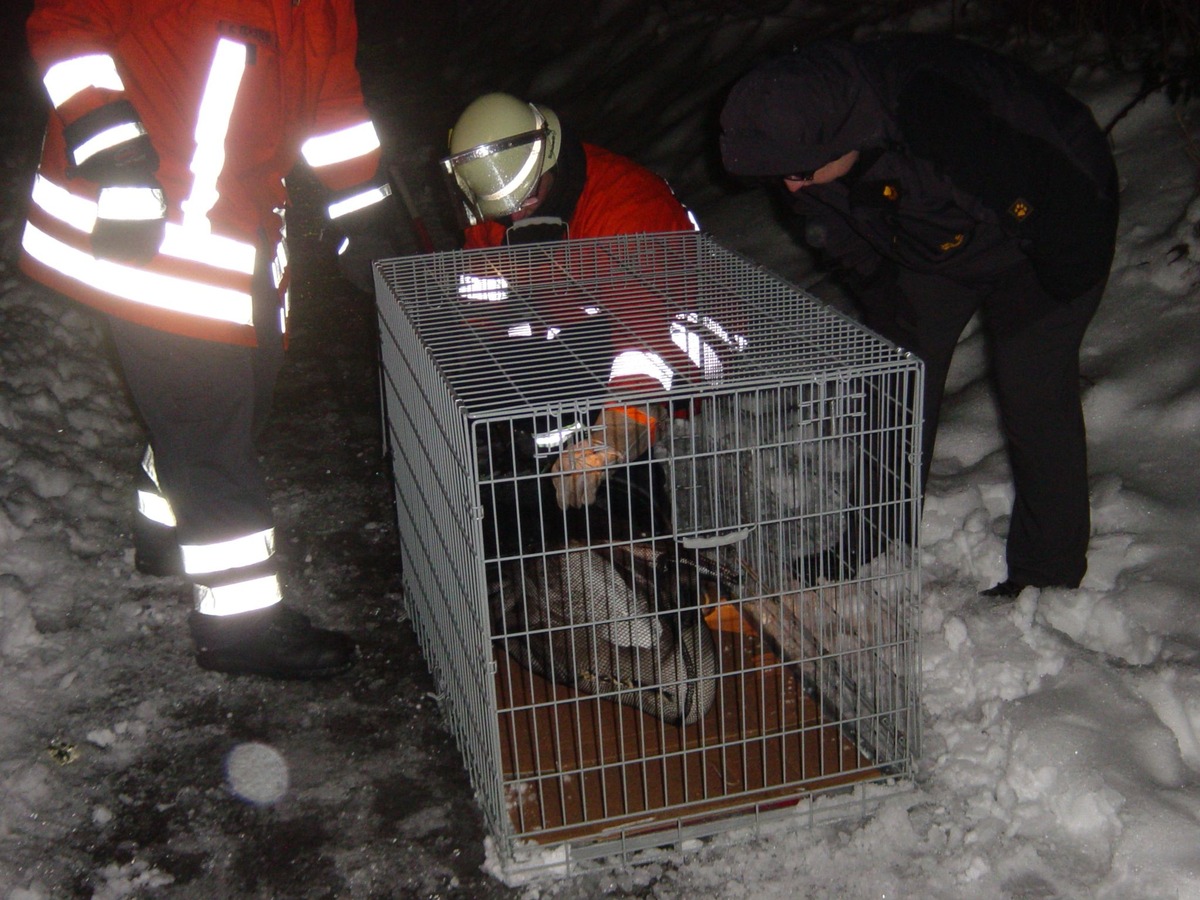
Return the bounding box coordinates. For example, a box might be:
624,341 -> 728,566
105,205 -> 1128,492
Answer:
441,92 -> 720,510
21,0 -> 395,678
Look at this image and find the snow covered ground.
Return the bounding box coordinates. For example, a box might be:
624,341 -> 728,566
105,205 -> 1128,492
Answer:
3,2 -> 1199,898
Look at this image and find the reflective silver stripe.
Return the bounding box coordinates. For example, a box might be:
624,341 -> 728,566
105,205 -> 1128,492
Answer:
31,172 -> 96,231
478,106 -> 545,204
441,126 -> 546,169
181,39 -> 247,233
141,445 -> 160,485
96,185 -> 167,221
608,350 -> 674,390
480,141 -> 541,202
274,218 -> 290,334
534,420 -> 585,451
272,230 -> 289,288
180,528 -> 275,577
674,312 -> 748,351
72,121 -> 146,167
22,223 -> 255,325
301,120 -> 381,168
137,489 -> 177,527
138,447 -> 176,525
194,576 -> 282,616
670,323 -> 725,382
327,183 -> 391,220
158,225 -> 256,273
43,54 -> 124,108
668,312 -> 748,382
30,174 -> 256,274
457,273 -> 508,302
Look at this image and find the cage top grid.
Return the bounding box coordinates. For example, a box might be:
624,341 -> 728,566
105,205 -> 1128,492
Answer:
375,231 -> 915,417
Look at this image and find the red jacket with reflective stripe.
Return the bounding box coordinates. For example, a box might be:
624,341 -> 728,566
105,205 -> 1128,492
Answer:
21,0 -> 381,345
463,143 -> 702,393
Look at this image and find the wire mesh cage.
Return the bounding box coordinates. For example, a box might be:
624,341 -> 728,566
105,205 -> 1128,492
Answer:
375,231 -> 923,873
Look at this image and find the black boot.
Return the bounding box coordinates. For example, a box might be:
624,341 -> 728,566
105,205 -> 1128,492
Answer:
980,579 -> 1027,599
189,604 -> 357,679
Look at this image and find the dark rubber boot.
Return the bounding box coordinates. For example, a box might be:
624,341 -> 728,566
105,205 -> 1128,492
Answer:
189,604 -> 357,679
980,579 -> 1027,599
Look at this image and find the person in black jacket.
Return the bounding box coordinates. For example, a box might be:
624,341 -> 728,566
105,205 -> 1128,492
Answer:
720,35 -> 1119,597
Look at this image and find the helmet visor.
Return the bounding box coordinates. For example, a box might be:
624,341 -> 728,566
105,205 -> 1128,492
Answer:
440,127 -> 548,225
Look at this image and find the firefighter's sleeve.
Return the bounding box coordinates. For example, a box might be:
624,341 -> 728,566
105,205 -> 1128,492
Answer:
329,172 -> 402,294
301,1 -> 398,292
551,404 -> 668,509
27,0 -> 166,263
898,70 -> 1116,301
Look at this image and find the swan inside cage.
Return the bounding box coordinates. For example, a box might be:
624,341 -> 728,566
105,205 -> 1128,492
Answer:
376,231 -> 923,870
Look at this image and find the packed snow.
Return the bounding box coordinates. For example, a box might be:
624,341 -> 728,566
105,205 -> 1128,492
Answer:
2,1 -> 1199,897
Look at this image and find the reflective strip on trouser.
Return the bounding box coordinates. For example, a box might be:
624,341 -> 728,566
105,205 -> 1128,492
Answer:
134,454 -> 281,615
106,247 -> 286,617
182,528 -> 281,616
194,575 -> 282,616
136,445 -> 176,528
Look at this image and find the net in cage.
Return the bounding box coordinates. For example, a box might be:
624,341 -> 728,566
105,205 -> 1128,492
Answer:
375,231 -> 923,870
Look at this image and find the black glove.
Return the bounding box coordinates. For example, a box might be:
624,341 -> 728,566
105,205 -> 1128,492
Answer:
329,175 -> 402,294
91,181 -> 167,264
64,101 -> 167,265
337,230 -> 401,295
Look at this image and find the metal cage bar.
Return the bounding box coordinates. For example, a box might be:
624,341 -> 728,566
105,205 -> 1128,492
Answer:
375,231 -> 923,871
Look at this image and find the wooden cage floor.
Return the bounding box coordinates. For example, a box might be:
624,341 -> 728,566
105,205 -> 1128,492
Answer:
493,613 -> 881,844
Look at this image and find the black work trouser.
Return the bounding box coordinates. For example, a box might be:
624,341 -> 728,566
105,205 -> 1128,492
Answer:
862,263 -> 1105,588
108,262 -> 284,562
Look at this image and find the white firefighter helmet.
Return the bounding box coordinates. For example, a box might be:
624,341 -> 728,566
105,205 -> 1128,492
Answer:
441,92 -> 562,224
